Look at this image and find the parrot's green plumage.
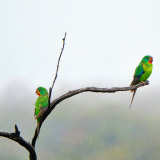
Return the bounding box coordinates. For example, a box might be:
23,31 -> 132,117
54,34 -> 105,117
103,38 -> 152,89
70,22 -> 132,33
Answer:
130,55 -> 153,108
35,87 -> 49,135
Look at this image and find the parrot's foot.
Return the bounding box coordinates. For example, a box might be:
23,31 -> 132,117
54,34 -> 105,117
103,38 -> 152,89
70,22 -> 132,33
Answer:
140,81 -> 146,84
140,80 -> 149,85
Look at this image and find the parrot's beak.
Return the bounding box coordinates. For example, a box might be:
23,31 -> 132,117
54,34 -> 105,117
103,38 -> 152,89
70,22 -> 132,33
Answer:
36,89 -> 40,96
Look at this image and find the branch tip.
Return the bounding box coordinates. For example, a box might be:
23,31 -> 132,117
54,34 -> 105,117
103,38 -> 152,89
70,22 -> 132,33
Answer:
15,124 -> 20,136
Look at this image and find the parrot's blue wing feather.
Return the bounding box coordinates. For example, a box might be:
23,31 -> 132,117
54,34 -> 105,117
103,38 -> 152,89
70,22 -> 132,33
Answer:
134,63 -> 145,78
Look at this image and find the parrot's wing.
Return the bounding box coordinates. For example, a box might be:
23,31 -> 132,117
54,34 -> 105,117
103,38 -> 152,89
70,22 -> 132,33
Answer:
130,77 -> 139,86
131,63 -> 145,86
134,63 -> 145,79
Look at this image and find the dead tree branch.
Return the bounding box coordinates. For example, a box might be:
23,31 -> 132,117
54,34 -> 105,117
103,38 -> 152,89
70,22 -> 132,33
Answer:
48,32 -> 67,109
31,81 -> 149,147
51,32 -> 67,91
0,125 -> 37,160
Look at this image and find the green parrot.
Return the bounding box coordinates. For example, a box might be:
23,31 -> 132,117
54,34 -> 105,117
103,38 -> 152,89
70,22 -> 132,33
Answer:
130,55 -> 153,108
35,87 -> 49,135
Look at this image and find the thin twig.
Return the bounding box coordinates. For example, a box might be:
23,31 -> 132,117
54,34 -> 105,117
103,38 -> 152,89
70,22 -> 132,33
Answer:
0,125 -> 37,160
50,32 -> 67,101
48,87 -> 52,109
31,81 -> 149,147
47,32 -> 66,109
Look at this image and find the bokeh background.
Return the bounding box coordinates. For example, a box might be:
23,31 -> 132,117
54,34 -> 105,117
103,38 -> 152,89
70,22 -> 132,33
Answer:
0,0 -> 160,159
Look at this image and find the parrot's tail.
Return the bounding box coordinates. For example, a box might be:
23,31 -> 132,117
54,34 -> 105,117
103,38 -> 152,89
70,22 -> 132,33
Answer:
129,89 -> 137,109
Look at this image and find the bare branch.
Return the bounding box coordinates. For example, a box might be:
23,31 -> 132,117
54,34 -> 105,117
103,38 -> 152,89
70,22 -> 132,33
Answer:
0,125 -> 37,160
31,81 -> 149,147
50,32 -> 67,99
48,87 -> 52,109
50,81 -> 149,107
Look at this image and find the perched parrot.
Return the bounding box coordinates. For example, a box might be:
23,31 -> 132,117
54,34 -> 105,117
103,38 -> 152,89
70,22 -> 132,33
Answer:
130,55 -> 153,108
35,87 -> 49,135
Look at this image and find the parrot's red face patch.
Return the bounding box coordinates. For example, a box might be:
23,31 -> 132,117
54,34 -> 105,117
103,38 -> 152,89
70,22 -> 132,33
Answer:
149,57 -> 153,64
36,89 -> 40,96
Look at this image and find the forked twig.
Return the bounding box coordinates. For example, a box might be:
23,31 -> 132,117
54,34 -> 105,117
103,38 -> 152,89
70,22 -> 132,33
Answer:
49,32 -> 67,105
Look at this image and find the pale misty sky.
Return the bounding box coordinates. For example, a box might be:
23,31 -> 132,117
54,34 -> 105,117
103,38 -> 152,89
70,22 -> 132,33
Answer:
0,0 -> 160,104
